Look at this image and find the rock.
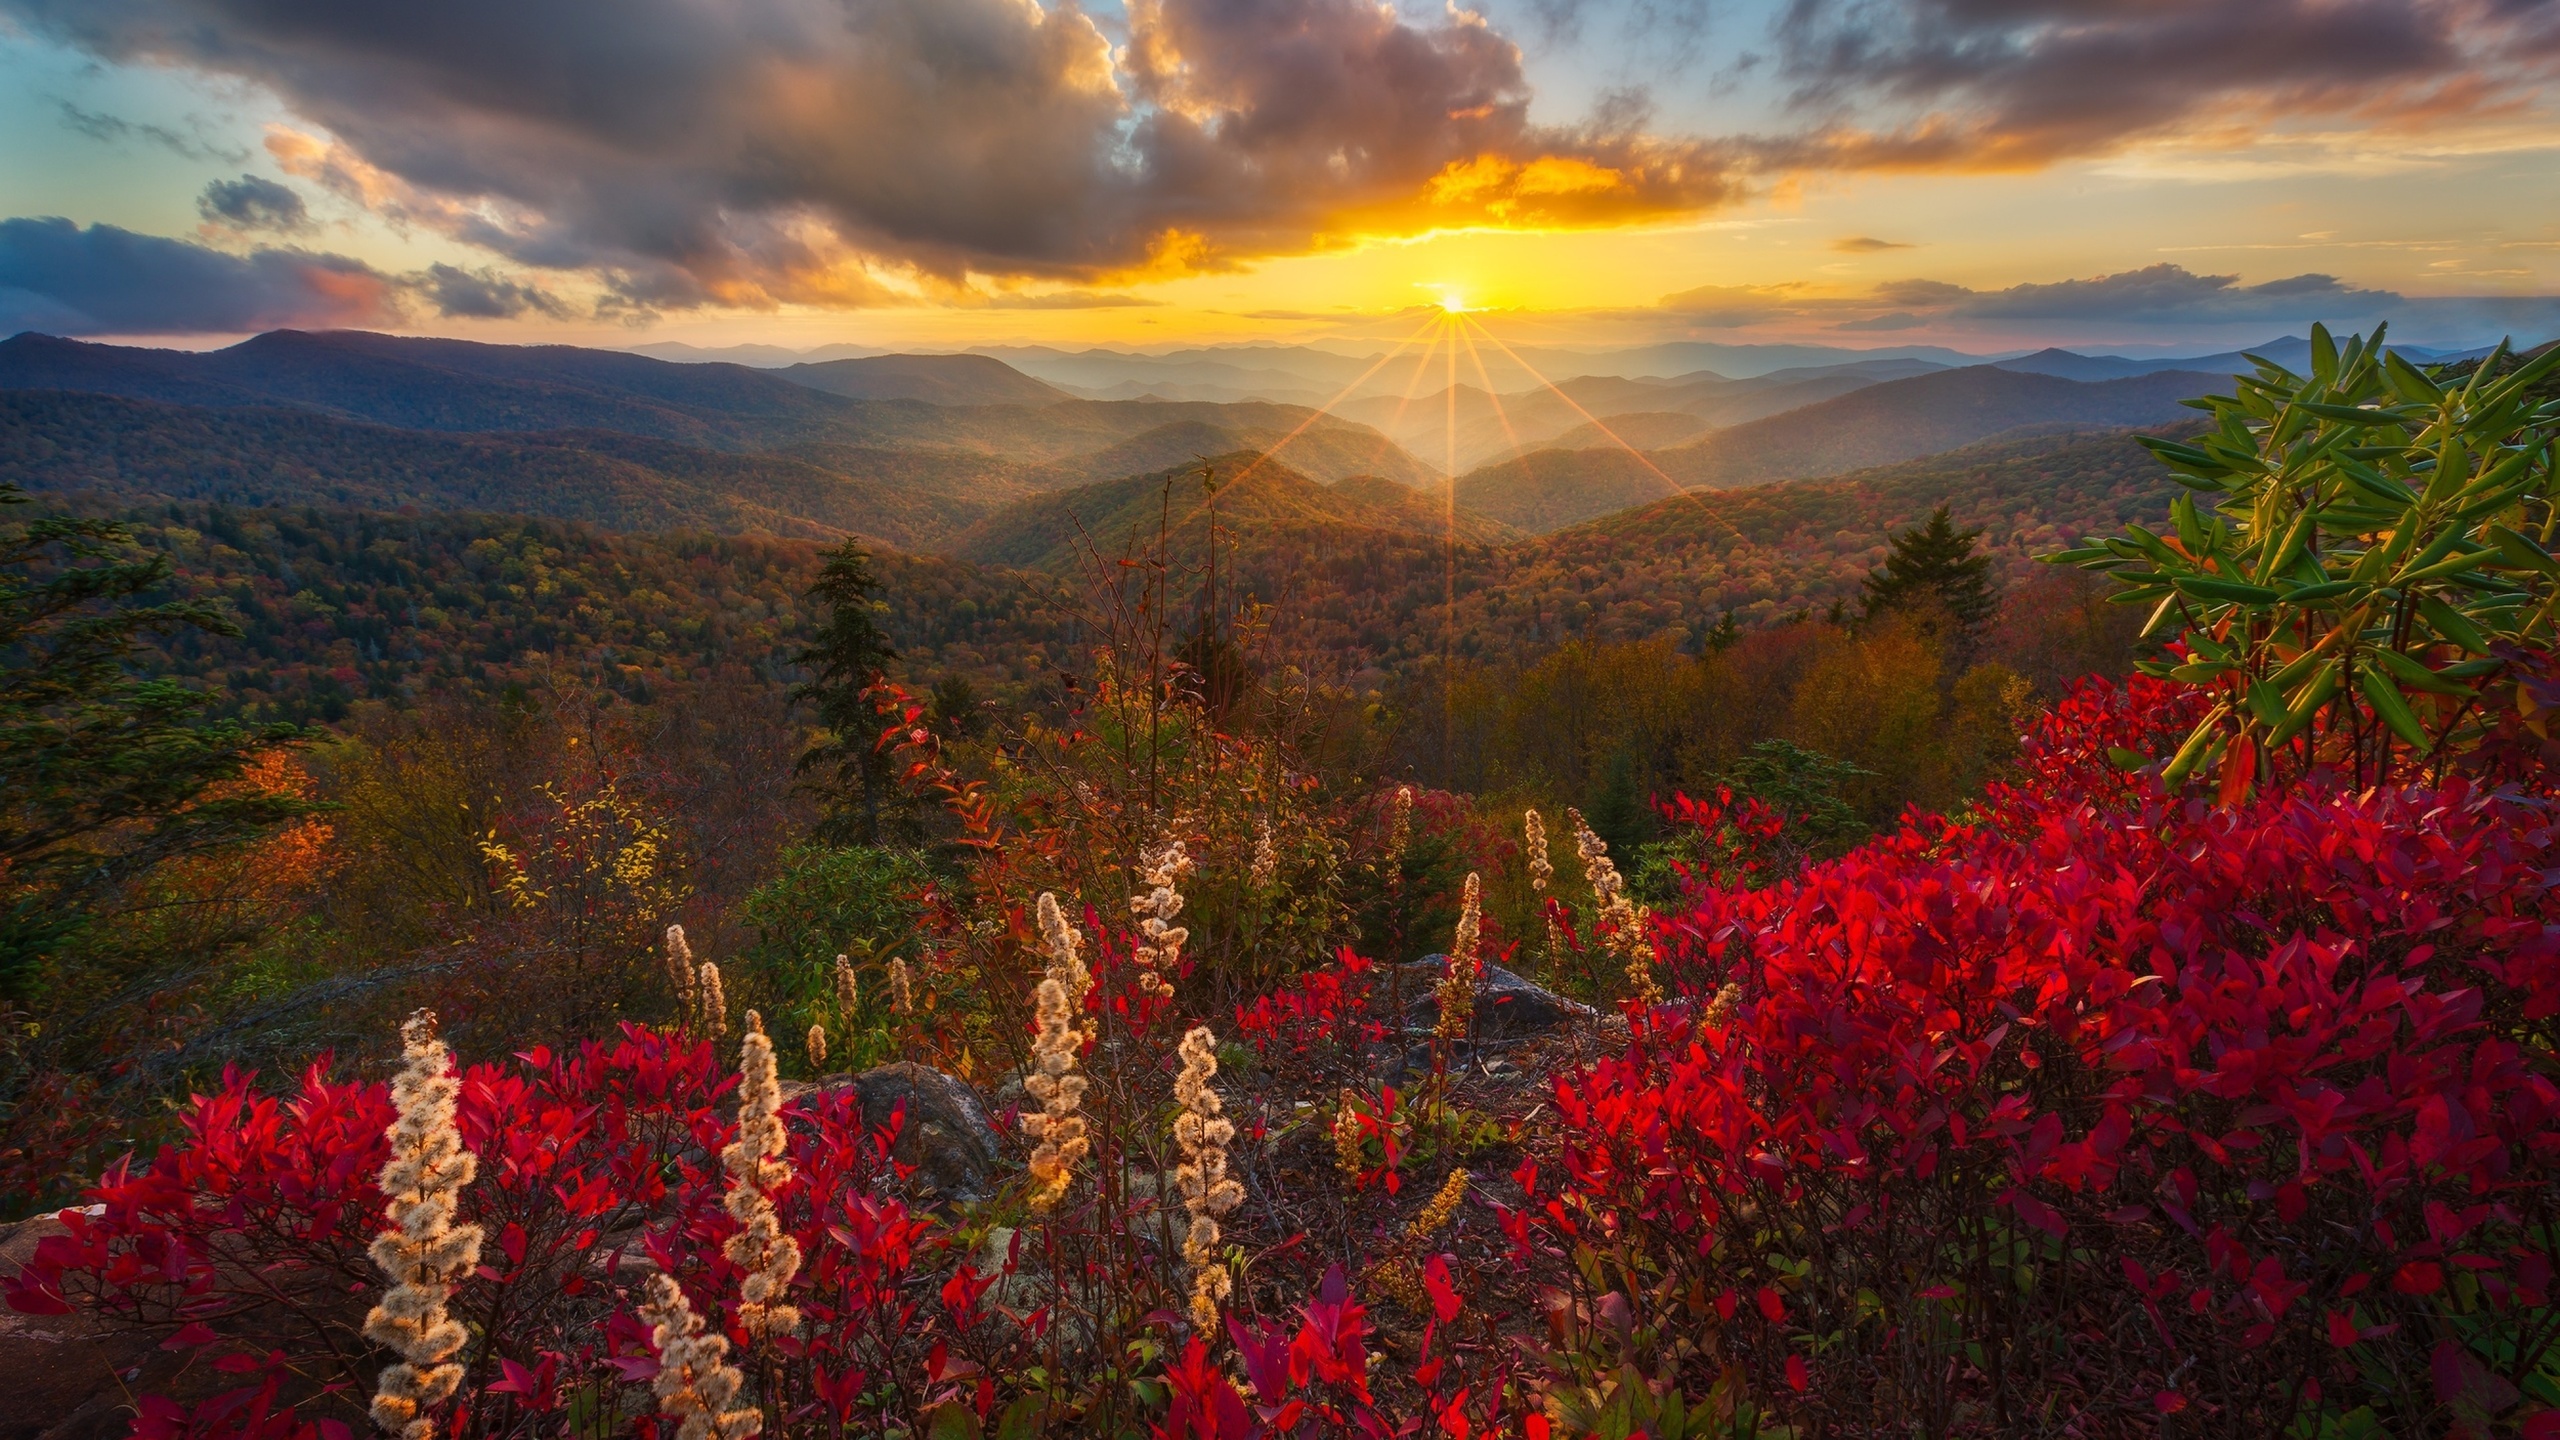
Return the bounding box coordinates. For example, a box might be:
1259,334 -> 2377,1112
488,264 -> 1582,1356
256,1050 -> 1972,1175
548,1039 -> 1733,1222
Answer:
1398,957 -> 1596,1039
823,1062 -> 1006,1204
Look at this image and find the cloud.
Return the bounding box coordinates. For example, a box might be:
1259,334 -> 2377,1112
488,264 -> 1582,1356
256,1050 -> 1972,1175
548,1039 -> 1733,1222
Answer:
1831,235 -> 1913,252
977,292 -> 1162,310
197,175 -> 312,234
2,0 -> 1739,309
7,0 -> 2541,317
1831,310 -> 1926,330
0,217 -> 403,334
1759,0 -> 2546,172
0,218 -> 575,334
53,99 -> 248,163
1637,262 -> 2560,344
420,263 -> 565,320
1948,264 -> 2399,322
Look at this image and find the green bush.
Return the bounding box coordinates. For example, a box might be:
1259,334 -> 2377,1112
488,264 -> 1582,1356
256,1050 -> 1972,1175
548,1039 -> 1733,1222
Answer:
732,842 -> 931,1075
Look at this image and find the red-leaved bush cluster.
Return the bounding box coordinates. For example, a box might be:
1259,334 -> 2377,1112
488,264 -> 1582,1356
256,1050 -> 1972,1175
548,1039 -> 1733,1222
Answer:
1530,675 -> 2560,1436
8,672 -> 2558,1439
2,1019 -> 1525,1438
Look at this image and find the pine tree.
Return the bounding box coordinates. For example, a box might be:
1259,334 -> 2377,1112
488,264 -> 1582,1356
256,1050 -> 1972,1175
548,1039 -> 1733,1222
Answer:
790,541 -> 906,846
0,483 -> 309,996
1703,610 -> 1741,654
1861,505 -> 1998,647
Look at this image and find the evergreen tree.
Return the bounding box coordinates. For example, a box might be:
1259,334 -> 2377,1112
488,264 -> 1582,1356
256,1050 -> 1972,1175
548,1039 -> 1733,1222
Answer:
0,484 -> 307,996
1703,610 -> 1741,654
1862,504 -> 1998,647
790,541 -> 907,846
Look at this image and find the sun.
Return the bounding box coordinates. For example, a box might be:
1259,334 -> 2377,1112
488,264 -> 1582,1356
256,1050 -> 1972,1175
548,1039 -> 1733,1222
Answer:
1434,288 -> 1470,314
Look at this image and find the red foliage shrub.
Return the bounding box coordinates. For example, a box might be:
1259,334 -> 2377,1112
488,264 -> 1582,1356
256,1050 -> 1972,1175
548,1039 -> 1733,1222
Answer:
1538,673 -> 2560,1435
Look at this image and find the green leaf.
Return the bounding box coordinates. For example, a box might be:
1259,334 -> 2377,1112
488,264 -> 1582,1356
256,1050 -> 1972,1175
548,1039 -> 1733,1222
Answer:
2285,579 -> 2360,604
2162,707 -> 2228,786
2268,661 -> 2341,749
2395,545 -> 2492,586
2358,664 -> 2433,750
2336,461 -> 2416,506
2374,645 -> 2474,697
2297,401 -> 2402,425
2245,678 -> 2289,728
2417,595 -> 2491,653
2383,349 -> 2444,405
925,1402 -> 984,1440
993,1395 -> 1047,1440
2489,525 -> 2560,577
2172,574 -> 2284,605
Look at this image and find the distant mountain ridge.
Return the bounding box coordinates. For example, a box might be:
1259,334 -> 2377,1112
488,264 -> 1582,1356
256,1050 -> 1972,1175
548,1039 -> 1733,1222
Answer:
949,451 -> 1518,574
776,353 -> 1069,406
1452,365 -> 2224,533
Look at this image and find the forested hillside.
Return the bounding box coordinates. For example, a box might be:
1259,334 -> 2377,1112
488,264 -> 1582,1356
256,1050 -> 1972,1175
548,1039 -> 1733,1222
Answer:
40,496 -> 1070,723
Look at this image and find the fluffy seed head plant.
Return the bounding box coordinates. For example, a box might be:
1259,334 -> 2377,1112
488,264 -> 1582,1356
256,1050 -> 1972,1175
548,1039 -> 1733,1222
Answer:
1568,808 -> 1662,1008
887,955 -> 914,1015
1433,872 -> 1483,1044
721,1012 -> 802,1341
805,1023 -> 827,1070
361,1010 -> 485,1440
1130,839 -> 1194,1000
698,961 -> 728,1038
1332,1088 -> 1364,1187
1023,891 -> 1092,1211
831,952 -> 858,1023
1173,1026 -> 1245,1331
639,1271 -> 761,1440
1408,1167 -> 1470,1240
667,924 -> 699,1025
1251,814 -> 1278,890
1386,785 -> 1414,887
1524,809 -> 1552,892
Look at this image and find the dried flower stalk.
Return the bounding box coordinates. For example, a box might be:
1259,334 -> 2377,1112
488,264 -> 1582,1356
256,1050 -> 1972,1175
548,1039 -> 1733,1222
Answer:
722,1012 -> 801,1341
667,924 -> 699,1027
639,1271 -> 760,1440
805,1023 -> 827,1070
1524,810 -> 1552,892
1568,808 -> 1662,1008
1332,1088 -> 1365,1187
1173,1026 -> 1245,1331
1433,872 -> 1483,1045
1250,814 -> 1278,889
1130,839 -> 1193,1001
1024,891 -> 1092,1211
831,952 -> 858,1021
1703,982 -> 1741,1029
698,961 -> 728,1039
362,1010 -> 484,1440
1385,784 -> 1414,888
887,956 -> 914,1015
1408,1167 -> 1470,1241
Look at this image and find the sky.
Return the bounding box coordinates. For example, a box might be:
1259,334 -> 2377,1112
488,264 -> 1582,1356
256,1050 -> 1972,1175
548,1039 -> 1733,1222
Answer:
1,0 -> 2558,356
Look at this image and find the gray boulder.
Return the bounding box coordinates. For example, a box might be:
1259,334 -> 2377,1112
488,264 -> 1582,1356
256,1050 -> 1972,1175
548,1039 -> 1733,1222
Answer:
788,1062 -> 1005,1204
1398,957 -> 1595,1039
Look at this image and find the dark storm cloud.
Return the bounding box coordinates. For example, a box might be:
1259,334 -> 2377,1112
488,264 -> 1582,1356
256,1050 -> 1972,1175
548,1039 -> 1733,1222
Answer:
0,0 -> 1739,307
0,219 -> 576,334
0,217 -> 403,334
198,175 -> 312,234
1759,0 -> 2527,168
